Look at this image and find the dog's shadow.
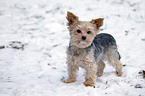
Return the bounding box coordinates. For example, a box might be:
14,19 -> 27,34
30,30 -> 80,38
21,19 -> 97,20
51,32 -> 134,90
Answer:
102,71 -> 117,76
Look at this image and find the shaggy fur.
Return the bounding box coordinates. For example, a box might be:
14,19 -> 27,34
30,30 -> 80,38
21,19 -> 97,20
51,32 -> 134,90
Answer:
63,11 -> 123,86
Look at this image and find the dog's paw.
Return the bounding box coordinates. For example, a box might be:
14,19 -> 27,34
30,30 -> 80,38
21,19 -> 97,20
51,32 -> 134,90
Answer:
83,80 -> 95,86
116,70 -> 123,76
97,72 -> 103,77
62,79 -> 76,83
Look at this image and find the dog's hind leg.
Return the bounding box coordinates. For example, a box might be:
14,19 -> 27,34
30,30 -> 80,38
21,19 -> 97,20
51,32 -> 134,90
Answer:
97,60 -> 105,77
105,49 -> 123,76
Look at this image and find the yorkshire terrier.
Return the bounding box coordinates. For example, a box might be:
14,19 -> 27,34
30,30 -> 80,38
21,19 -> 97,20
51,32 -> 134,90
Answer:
63,11 -> 123,86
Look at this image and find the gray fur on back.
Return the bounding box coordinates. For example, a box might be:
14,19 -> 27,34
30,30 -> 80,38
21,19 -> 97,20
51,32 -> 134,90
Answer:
92,33 -> 120,62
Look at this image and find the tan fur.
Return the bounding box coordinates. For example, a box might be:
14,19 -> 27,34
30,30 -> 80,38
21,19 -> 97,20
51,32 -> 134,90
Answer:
97,60 -> 105,77
105,50 -> 123,76
63,12 -> 123,86
66,12 -> 102,49
63,47 -> 97,86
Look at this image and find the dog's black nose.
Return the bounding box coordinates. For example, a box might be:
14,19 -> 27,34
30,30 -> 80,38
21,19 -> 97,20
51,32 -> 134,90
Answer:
82,36 -> 86,40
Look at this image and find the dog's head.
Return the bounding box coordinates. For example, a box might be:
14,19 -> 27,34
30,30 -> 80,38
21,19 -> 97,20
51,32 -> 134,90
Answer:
67,11 -> 104,48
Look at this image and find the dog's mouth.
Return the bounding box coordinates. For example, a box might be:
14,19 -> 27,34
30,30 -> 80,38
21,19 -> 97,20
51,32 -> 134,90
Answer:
76,40 -> 91,48
80,40 -> 86,44
71,38 -> 92,48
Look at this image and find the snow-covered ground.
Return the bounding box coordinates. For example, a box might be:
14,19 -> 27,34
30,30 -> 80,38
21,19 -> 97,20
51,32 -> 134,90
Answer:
0,0 -> 145,96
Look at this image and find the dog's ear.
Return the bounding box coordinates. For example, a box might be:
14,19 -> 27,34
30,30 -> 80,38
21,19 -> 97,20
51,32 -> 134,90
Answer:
67,11 -> 79,26
91,18 -> 104,29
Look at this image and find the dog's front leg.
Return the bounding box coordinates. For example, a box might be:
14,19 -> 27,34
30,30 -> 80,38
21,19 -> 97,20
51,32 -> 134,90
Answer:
84,63 -> 97,86
63,60 -> 78,83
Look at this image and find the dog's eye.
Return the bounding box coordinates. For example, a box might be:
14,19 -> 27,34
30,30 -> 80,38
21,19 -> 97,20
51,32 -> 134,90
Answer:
77,30 -> 81,33
87,31 -> 91,34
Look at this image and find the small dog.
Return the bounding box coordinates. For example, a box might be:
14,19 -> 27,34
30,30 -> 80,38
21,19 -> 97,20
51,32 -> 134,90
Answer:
63,11 -> 123,86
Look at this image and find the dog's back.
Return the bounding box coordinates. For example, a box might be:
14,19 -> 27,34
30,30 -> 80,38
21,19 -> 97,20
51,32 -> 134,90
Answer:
93,33 -> 121,62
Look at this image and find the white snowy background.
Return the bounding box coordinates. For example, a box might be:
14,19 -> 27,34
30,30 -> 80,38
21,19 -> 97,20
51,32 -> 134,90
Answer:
0,0 -> 145,96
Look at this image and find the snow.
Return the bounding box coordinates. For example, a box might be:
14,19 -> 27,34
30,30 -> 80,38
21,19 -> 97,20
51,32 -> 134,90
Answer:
0,0 -> 145,96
